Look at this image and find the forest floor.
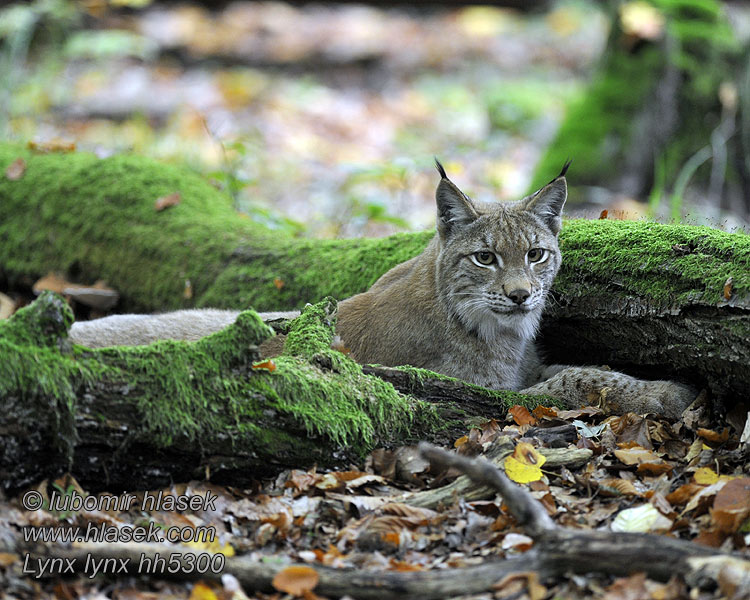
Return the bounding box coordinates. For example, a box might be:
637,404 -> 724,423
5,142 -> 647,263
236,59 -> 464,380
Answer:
2,396 -> 748,599
2,1 -> 607,237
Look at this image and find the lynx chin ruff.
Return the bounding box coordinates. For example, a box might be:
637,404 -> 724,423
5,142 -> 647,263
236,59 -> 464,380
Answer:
69,162 -> 695,418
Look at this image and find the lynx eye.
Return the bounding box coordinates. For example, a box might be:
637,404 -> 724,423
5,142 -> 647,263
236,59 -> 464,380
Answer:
527,248 -> 547,263
473,251 -> 496,266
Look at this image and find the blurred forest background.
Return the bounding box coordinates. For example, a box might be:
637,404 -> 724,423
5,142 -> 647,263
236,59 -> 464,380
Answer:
2,0 -> 749,238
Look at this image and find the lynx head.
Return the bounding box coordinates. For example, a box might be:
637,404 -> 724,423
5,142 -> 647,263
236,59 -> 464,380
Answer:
433,160 -> 568,342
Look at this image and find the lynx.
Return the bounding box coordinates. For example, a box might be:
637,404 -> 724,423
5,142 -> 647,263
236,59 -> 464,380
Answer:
69,162 -> 695,418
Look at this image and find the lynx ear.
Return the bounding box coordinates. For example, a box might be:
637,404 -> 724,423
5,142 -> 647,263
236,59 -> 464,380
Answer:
435,159 -> 478,237
521,161 -> 569,235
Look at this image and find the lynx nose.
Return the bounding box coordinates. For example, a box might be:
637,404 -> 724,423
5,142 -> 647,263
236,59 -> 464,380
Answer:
506,289 -> 530,305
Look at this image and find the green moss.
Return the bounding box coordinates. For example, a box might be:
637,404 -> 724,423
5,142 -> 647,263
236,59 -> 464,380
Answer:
0,142 -> 270,311
0,293 -> 92,462
0,142 -> 432,312
392,365 -> 561,409
556,219 -> 750,306
1,295 -> 437,465
283,297 -> 337,357
201,231 -> 433,311
88,309 -> 275,446
530,48 -> 663,192
266,299 -> 428,450
78,299 -> 421,455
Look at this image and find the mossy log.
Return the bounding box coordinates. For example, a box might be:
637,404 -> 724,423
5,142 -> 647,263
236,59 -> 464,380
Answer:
0,293 -> 547,494
1,144 -> 748,403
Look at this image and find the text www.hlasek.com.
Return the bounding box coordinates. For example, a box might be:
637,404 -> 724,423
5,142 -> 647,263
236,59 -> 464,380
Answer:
23,519 -> 215,544
21,489 -> 227,578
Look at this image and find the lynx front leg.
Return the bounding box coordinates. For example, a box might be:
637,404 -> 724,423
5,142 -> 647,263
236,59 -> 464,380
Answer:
520,366 -> 695,419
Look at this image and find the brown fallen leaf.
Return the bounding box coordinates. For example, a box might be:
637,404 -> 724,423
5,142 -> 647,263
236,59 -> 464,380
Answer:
693,529 -> 729,548
636,462 -> 673,475
388,559 -> 423,572
33,272 -> 71,295
604,572 -> 648,600
665,482 -> 704,506
252,359 -> 276,372
274,277 -> 285,290
501,532 -> 534,552
509,405 -> 537,427
272,566 -> 319,596
711,477 -> 750,533
599,209 -> 608,219
531,405 -> 557,420
613,444 -> 662,466
697,427 -> 730,445
723,276 -> 733,301
0,553 -> 18,567
492,571 -> 546,600
5,157 -> 26,180
597,478 -> 640,497
155,192 -> 181,211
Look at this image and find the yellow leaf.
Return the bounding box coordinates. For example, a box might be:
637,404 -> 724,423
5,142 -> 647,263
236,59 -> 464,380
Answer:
454,435 -> 468,448
504,443 -> 546,484
694,467 -> 720,485
184,539 -> 235,557
456,6 -> 512,38
189,582 -> 219,600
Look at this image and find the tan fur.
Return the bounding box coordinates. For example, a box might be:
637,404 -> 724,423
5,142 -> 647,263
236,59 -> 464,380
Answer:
68,165 -> 694,417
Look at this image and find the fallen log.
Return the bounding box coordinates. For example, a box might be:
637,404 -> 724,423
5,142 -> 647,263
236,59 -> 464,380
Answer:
0,293 -> 547,494
1,145 -> 747,405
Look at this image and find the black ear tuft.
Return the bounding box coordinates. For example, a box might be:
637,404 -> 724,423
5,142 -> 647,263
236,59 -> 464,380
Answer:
558,159 -> 572,179
434,161 -> 478,237
521,167 -> 567,236
434,157 -> 447,180
542,159 -> 572,188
